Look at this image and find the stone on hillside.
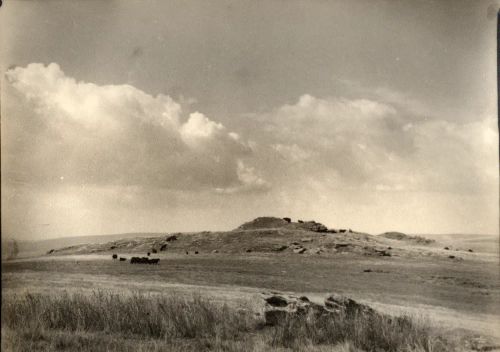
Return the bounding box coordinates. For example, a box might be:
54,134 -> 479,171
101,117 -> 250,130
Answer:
273,245 -> 288,252
294,247 -> 307,254
301,238 -> 313,243
324,293 -> 375,317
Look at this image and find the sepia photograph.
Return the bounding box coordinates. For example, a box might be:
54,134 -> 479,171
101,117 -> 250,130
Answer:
1,1 -> 499,351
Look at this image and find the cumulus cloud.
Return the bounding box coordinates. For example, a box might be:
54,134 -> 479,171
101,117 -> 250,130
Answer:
4,63 -> 268,193
257,94 -> 498,194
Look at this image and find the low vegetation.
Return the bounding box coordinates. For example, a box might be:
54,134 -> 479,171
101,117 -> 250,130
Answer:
1,290 -> 454,352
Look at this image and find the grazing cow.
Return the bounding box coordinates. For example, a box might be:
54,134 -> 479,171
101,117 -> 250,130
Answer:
246,249 -> 252,253
147,252 -> 151,256
152,249 -> 157,254
186,251 -> 189,255
166,235 -> 178,242
283,217 -> 291,223
149,258 -> 160,264
444,247 -> 450,250
339,229 -> 347,233
468,249 -> 474,253
298,220 -> 304,223
119,257 -> 126,261
112,254 -> 118,259
195,251 -> 199,254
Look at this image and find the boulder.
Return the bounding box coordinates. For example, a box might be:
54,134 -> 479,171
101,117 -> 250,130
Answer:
324,293 -> 375,317
293,247 -> 307,254
301,238 -> 313,243
262,292 -> 374,326
212,249 -> 218,253
166,235 -> 178,242
273,245 -> 288,252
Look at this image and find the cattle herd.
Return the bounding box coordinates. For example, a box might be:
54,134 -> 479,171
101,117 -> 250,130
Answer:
112,254 -> 160,264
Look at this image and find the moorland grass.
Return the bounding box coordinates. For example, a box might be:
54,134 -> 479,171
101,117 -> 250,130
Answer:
1,291 -> 452,351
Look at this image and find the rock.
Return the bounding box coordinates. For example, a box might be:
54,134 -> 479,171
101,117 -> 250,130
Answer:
112,254 -> 118,259
339,229 -> 347,233
324,294 -> 375,317
327,229 -> 338,233
293,247 -> 307,254
283,217 -> 291,223
160,244 -> 167,251
246,249 -> 252,253
364,269 -> 373,272
262,293 -> 326,326
47,249 -> 54,254
468,249 -> 474,252
166,235 -> 178,242
262,292 -> 374,326
273,245 -> 288,252
212,249 -> 218,253
152,249 -> 157,253
301,238 -> 313,243
265,295 -> 289,307
444,247 -> 450,250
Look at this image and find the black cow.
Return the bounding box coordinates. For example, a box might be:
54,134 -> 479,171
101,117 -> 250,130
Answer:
152,249 -> 157,254
119,257 -> 126,261
112,254 -> 118,259
149,258 -> 160,264
147,252 -> 151,256
194,251 -> 199,254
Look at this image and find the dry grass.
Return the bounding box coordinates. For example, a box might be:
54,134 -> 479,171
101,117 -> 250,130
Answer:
2,291 -> 453,352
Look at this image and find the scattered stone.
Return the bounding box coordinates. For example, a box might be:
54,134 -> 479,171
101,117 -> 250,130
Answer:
212,249 -> 218,253
160,244 -> 167,251
195,251 -> 199,254
47,249 -> 54,254
339,229 -> 347,233
449,255 -> 455,259
298,220 -> 304,223
468,249 -> 474,253
246,249 -> 252,253
152,249 -> 157,254
444,247 -> 450,250
364,269 -> 373,272
110,246 -> 116,250
324,294 -> 375,317
293,247 -> 307,254
301,238 -> 313,243
273,245 -> 288,252
387,246 -> 392,250
327,229 -> 338,233
166,235 -> 178,242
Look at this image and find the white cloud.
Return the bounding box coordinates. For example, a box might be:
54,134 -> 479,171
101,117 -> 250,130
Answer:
257,94 -> 498,194
4,63 -> 267,193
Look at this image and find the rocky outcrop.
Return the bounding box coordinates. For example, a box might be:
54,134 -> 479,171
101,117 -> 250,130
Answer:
262,292 -> 376,326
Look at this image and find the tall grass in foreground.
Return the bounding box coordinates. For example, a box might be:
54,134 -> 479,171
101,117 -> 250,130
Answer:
2,291 -> 452,352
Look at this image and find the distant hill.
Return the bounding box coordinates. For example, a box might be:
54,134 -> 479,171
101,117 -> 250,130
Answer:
1,233 -> 166,259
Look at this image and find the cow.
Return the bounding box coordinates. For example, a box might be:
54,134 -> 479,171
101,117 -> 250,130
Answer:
160,244 -> 167,251
283,217 -> 291,223
152,249 -> 157,254
194,251 -> 199,254
112,254 -> 118,259
186,251 -> 189,255
119,257 -> 126,261
149,258 -> 160,264
166,235 -> 178,242
147,252 -> 151,256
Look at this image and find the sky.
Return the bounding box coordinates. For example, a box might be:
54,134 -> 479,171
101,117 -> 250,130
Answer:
1,0 -> 498,240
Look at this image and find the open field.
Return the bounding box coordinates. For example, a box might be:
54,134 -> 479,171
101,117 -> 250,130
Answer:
2,219 -> 499,351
